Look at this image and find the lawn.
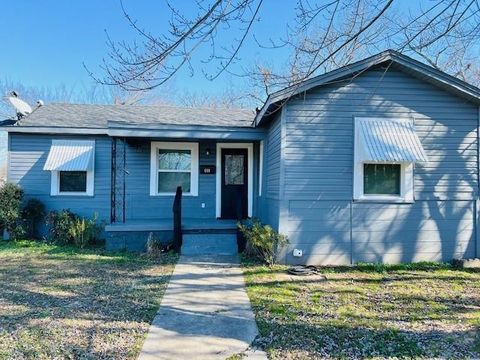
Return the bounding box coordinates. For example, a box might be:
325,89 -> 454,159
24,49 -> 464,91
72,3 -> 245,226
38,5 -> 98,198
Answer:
0,240 -> 177,359
242,261 -> 480,359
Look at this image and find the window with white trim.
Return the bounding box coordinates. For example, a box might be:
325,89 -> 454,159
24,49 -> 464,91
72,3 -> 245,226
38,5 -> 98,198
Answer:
51,170 -> 95,196
150,142 -> 199,196
363,163 -> 401,195
44,139 -> 95,197
353,117 -> 427,202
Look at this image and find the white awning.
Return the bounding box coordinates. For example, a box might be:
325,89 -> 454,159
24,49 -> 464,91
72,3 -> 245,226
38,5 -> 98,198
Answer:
44,140 -> 95,171
357,118 -> 428,163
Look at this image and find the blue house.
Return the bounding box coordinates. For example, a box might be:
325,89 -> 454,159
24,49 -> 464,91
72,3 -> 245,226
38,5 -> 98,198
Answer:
3,50 -> 480,264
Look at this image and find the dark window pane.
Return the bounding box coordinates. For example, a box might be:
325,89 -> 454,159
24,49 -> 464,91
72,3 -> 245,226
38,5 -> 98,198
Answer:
364,164 -> 401,195
158,172 -> 191,193
59,171 -> 87,193
225,155 -> 244,185
158,149 -> 191,170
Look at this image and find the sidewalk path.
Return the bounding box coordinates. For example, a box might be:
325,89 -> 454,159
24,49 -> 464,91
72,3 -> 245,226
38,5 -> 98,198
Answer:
139,255 -> 267,360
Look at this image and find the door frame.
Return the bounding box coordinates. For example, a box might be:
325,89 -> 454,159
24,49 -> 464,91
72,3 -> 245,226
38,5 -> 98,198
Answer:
216,143 -> 253,218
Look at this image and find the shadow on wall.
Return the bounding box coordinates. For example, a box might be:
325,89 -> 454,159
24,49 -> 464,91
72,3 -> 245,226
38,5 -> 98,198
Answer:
284,68 -> 478,265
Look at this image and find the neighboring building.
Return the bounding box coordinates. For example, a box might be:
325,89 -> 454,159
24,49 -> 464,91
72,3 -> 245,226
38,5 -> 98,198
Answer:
3,50 -> 480,264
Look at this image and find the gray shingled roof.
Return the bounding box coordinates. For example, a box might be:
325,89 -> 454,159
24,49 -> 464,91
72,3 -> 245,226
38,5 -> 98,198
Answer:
16,103 -> 255,128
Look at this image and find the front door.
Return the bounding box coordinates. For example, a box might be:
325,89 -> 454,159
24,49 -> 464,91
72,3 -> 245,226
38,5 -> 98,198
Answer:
221,148 -> 248,219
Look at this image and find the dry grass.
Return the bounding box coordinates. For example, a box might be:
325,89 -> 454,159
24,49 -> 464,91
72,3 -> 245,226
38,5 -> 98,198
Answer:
0,240 -> 177,359
242,261 -> 480,359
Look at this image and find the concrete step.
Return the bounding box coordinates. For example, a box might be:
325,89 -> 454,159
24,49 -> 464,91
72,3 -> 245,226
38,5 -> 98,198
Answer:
181,233 -> 238,256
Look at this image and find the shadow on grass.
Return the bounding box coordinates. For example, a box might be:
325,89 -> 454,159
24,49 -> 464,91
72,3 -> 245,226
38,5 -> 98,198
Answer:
242,260 -> 480,358
254,319 -> 479,359
0,240 -> 178,359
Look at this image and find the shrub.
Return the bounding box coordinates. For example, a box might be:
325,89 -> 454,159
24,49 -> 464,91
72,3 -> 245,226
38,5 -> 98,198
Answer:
46,210 -> 103,247
46,209 -> 77,244
22,198 -> 45,239
69,214 -> 103,248
238,219 -> 288,266
0,183 -> 25,240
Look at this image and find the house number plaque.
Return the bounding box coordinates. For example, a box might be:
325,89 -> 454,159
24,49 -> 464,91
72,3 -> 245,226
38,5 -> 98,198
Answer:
200,165 -> 216,174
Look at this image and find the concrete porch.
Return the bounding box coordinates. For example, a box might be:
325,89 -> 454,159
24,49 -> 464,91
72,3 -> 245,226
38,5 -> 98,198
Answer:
105,218 -> 238,232
104,218 -> 239,252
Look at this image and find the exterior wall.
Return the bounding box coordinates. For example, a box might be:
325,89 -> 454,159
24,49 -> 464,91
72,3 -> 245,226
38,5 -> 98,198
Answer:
7,135 -> 261,241
124,140 -> 216,220
124,139 -> 260,221
281,67 -> 479,265
7,134 -> 262,219
258,111 -> 282,230
8,134 -> 111,227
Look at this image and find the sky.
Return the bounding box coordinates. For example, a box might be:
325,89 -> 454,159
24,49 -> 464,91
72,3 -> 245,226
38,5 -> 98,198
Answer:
0,1 -> 438,180
0,0 -> 294,97
0,1 -> 298,179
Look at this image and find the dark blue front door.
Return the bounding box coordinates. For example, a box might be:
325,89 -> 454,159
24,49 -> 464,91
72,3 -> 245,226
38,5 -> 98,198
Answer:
221,148 -> 248,219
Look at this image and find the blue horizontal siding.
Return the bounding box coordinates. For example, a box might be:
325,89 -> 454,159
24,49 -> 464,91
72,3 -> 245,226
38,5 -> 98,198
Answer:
8,134 -> 111,224
258,112 -> 282,230
279,67 -> 479,265
124,140 -> 217,220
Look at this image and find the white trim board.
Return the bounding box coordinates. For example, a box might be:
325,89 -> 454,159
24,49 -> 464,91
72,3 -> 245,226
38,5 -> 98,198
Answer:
216,143 -> 254,218
258,140 -> 264,197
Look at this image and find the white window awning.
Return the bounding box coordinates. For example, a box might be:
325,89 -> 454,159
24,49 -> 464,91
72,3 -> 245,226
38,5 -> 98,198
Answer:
44,140 -> 95,171
357,118 -> 428,163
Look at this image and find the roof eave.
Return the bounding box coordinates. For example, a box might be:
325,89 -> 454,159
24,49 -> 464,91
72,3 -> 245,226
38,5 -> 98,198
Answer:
2,126 -> 108,135
255,51 -> 393,126
255,49 -> 480,126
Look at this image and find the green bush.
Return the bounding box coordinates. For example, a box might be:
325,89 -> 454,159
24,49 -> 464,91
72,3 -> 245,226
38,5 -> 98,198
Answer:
238,219 -> 288,266
46,210 -> 103,247
0,183 -> 25,240
45,209 -> 77,244
68,214 -> 103,248
22,198 -> 45,239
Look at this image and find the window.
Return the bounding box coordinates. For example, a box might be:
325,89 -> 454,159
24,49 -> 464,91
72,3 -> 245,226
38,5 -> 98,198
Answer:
363,164 -> 401,195
59,171 -> 87,193
44,140 -> 95,196
352,117 -> 427,202
150,142 -> 199,196
224,154 -> 245,185
51,170 -> 94,196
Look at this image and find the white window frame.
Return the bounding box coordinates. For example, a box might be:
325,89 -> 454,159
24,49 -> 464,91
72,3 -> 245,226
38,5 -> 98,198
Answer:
51,170 -> 94,196
353,117 -> 414,203
150,141 -> 199,196
216,143 -> 253,218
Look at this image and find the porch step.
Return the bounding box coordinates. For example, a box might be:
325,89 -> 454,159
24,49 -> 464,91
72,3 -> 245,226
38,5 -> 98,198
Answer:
181,233 -> 238,256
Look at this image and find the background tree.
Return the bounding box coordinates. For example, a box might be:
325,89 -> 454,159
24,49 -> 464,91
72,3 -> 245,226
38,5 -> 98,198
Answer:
92,0 -> 480,104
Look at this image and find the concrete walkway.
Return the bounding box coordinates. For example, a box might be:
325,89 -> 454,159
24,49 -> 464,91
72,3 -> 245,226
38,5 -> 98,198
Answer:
139,255 -> 267,360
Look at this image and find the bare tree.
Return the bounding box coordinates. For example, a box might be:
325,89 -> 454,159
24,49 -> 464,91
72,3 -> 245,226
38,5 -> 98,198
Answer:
92,0 -> 480,103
